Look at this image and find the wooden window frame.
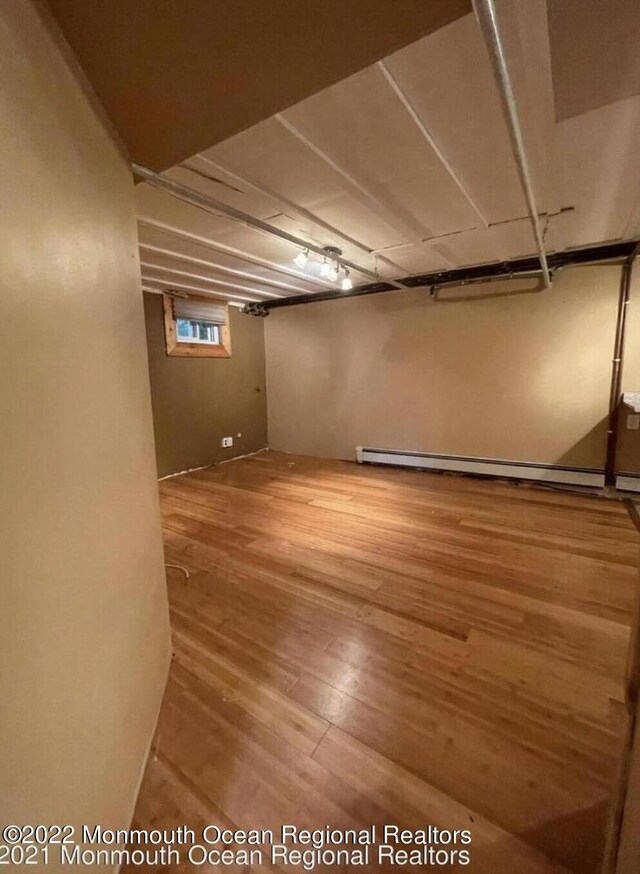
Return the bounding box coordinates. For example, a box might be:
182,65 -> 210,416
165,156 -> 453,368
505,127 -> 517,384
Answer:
163,293 -> 231,358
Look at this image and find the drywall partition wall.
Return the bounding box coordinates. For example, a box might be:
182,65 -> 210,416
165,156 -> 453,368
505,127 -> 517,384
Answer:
144,293 -> 268,477
0,0 -> 170,858
265,265 -> 630,469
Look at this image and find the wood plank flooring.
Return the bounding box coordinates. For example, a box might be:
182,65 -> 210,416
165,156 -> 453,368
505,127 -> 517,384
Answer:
127,452 -> 638,873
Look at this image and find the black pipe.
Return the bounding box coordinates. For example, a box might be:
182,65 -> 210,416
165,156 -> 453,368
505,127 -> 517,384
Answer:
245,240 -> 637,315
605,242 -> 639,485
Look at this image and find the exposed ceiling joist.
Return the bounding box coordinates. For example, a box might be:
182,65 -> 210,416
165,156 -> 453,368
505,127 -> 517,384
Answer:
376,60 -> 489,229
128,3 -> 640,301
185,155 -> 402,271
137,217 -> 332,288
139,262 -> 283,298
274,113 -> 421,244
139,242 -> 309,293
141,276 -> 265,303
185,154 -> 407,274
141,285 -> 246,308
133,164 -> 409,290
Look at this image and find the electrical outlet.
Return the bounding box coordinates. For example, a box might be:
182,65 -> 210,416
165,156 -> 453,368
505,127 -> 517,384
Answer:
221,436 -> 233,448
627,414 -> 640,431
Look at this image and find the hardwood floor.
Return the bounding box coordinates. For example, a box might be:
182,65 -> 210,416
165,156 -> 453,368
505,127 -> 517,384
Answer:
128,451 -> 638,873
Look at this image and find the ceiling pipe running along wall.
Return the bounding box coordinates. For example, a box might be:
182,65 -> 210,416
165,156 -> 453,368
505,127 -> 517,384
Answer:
132,164 -> 409,292
471,0 -> 551,288
246,241 -> 638,314
429,269 -> 547,298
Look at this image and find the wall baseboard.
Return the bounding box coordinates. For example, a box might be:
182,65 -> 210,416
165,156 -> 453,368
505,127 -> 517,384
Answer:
616,474 -> 640,494
157,446 -> 268,481
356,446 -> 605,488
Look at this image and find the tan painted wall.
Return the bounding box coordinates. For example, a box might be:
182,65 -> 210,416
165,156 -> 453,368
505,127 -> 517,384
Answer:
265,265 -> 638,470
0,0 -> 170,855
144,293 -> 267,477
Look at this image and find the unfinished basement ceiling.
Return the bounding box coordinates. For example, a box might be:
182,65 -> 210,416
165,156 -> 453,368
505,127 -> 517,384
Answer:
136,0 -> 640,307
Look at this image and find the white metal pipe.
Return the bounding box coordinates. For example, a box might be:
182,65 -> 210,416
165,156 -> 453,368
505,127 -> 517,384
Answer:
188,156 -> 385,260
471,0 -> 551,288
431,269 -> 545,291
133,164 -> 408,290
188,156 -> 408,276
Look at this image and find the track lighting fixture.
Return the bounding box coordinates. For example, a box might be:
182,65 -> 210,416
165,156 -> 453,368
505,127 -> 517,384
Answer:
293,249 -> 309,268
292,245 -> 354,289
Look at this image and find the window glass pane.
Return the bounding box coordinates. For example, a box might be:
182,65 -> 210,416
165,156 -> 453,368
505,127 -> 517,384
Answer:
176,319 -> 192,339
176,319 -> 220,345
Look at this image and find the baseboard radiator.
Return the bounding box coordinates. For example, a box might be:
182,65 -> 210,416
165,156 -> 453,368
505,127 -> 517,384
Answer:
356,446 -> 605,488
616,473 -> 640,493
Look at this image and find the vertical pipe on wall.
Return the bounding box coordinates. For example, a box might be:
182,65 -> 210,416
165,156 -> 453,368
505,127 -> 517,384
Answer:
605,246 -> 639,485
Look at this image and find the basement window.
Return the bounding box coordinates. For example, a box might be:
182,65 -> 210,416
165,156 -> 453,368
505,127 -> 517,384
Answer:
176,319 -> 221,345
163,293 -> 231,358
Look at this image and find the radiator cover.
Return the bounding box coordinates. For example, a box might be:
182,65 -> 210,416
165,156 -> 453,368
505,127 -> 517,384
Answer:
356,446 -> 605,488
616,473 -> 640,493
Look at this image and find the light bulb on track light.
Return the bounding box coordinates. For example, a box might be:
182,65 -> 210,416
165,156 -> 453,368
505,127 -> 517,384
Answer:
328,263 -> 340,281
293,249 -> 309,268
341,270 -> 352,291
319,259 -> 331,277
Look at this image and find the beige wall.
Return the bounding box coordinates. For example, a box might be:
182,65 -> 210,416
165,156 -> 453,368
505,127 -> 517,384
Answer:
144,293 -> 268,478
0,0 -> 170,856
266,265 -> 639,471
